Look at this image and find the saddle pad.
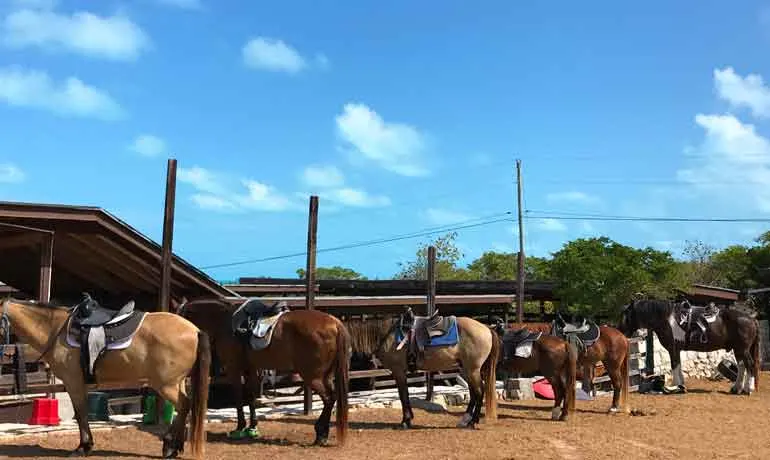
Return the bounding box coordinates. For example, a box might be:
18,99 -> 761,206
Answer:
501,330 -> 541,360
418,315 -> 459,348
514,341 -> 534,358
65,311 -> 147,351
249,311 -> 286,351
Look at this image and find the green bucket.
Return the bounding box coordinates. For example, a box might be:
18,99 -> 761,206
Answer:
142,395 -> 175,425
87,392 -> 110,422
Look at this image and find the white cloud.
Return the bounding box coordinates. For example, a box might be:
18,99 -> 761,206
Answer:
677,113 -> 770,212
425,208 -> 471,225
178,166 -> 296,212
10,0 -> 57,9
242,37 -> 307,74
545,191 -> 601,206
320,187 -> 390,208
714,67 -> 770,119
335,103 -> 429,177
0,66 -> 122,119
155,0 -> 203,10
301,165 -> 344,188
2,7 -> 150,61
535,218 -> 567,232
0,164 -> 24,183
129,134 -> 166,157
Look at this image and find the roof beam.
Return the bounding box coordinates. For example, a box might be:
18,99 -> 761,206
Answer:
0,232 -> 43,251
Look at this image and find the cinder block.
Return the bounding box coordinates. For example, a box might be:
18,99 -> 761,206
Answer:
505,378 -> 534,400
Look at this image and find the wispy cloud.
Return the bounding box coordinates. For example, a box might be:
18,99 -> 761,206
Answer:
242,37 -> 325,74
335,103 -> 430,177
1,6 -> 150,61
299,164 -> 390,208
129,134 -> 166,157
155,0 -> 203,10
714,66 -> 770,119
178,166 -> 297,212
301,165 -> 344,188
0,66 -> 123,119
0,164 -> 24,183
535,218 -> 567,232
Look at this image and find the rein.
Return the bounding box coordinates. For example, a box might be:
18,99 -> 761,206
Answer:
1,299 -> 79,363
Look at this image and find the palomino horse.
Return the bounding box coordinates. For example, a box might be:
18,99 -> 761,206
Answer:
618,298 -> 759,395
490,319 -> 576,421
0,297 -> 210,459
507,317 -> 630,414
178,298 -> 350,446
346,308 -> 498,429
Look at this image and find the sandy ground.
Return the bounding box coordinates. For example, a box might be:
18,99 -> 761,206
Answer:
1,374 -> 769,460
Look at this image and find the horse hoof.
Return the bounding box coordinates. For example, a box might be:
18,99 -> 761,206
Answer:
162,449 -> 179,459
398,421 -> 412,430
456,413 -> 473,428
313,437 -> 329,447
551,407 -> 562,421
69,445 -> 92,457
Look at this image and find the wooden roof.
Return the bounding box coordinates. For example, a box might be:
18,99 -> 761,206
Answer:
0,201 -> 236,307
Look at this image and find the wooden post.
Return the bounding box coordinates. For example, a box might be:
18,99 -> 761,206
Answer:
515,159 -> 525,323
38,234 -> 54,398
425,246 -> 436,401
159,158 -> 177,313
645,330 -> 655,375
303,195 -> 319,415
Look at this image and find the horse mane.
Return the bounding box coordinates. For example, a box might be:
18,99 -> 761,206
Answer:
344,317 -> 395,355
5,298 -> 70,311
632,298 -> 674,317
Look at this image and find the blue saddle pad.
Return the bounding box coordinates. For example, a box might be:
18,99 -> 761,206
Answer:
395,315 -> 459,348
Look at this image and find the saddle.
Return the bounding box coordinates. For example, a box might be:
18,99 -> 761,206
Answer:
675,301 -> 720,345
231,298 -> 289,350
551,314 -> 601,355
396,308 -> 458,372
500,328 -> 542,360
66,293 -> 146,384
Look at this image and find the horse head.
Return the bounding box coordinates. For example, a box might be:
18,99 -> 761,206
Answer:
488,315 -> 505,336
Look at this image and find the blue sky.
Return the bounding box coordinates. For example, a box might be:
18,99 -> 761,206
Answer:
2,0 -> 770,281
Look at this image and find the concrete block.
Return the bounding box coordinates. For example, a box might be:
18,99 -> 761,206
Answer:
505,378 -> 534,400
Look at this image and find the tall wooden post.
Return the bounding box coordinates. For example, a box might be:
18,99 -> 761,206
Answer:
159,158 -> 177,313
39,234 -> 54,397
303,195 -> 319,415
515,159 -> 525,323
425,246 -> 436,400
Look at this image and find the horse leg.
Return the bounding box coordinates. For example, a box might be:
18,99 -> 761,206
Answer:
459,369 -> 483,428
308,377 -> 334,446
731,361 -> 746,394
580,362 -> 593,396
394,372 -> 414,429
61,377 -> 94,456
669,348 -> 686,392
157,383 -> 189,459
226,371 -> 249,439
243,366 -> 261,437
549,375 -> 564,421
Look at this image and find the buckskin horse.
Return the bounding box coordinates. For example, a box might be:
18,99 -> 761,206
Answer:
0,296 -> 210,459
345,307 -> 498,429
506,315 -> 630,414
490,319 -> 577,421
618,298 -> 760,395
178,297 -> 350,446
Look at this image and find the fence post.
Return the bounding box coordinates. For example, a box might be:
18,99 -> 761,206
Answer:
425,246 -> 436,401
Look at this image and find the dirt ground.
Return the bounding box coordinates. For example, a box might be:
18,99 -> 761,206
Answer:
2,374 -> 770,460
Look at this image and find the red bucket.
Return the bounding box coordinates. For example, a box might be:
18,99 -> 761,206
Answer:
28,398 -> 60,425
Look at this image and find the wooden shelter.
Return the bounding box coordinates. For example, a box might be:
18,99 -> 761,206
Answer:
0,201 -> 236,309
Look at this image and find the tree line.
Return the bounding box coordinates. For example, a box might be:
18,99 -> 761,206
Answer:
294,230 -> 770,318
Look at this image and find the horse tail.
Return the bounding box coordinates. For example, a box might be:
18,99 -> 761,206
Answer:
334,322 -> 350,445
483,328 -> 499,421
751,322 -> 760,392
189,330 -> 211,459
565,341 -> 577,416
620,337 -> 630,411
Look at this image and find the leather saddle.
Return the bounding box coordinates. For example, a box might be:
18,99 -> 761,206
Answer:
231,298 -> 289,338
397,307 -> 457,372
675,301 -> 720,344
552,313 -> 601,354
500,328 -> 542,360
68,293 -> 145,384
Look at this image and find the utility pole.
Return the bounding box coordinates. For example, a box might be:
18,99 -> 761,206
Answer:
516,159 -> 525,324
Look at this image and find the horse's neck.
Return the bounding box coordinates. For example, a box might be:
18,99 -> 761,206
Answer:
7,303 -> 65,352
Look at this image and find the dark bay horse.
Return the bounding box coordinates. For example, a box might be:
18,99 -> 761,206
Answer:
178,298 -> 350,446
490,320 -> 577,421
618,299 -> 759,395
0,298 -> 210,458
508,319 -> 630,414
346,310 -> 498,429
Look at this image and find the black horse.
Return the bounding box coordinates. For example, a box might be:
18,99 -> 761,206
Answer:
617,298 -> 759,395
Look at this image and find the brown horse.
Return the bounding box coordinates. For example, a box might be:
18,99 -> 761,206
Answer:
178,298 -> 350,446
490,320 -> 576,421
508,320 -> 630,414
346,309 -> 498,429
0,298 -> 210,459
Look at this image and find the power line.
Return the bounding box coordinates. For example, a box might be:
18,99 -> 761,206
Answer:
200,212 -> 515,270
525,213 -> 770,223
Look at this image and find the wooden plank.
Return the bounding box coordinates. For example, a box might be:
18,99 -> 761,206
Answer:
67,234 -> 159,290
222,294 -> 517,308
0,232 -> 43,251
159,158 -> 177,313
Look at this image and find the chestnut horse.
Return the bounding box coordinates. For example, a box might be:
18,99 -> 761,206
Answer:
507,320 -> 630,414
0,298 -> 210,459
178,298 -> 350,446
345,309 -> 498,429
490,320 -> 577,421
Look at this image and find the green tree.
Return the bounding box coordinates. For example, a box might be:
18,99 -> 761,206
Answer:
296,266 -> 367,280
549,237 -> 685,317
466,251 -> 552,280
395,232 -> 471,280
